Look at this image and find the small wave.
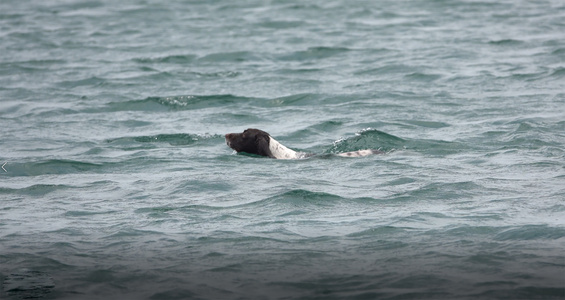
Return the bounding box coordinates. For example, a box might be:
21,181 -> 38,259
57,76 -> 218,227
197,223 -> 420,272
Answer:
405,137 -> 467,155
267,189 -> 344,206
269,93 -> 323,106
103,93 -> 369,112
346,226 -> 409,238
327,128 -> 404,153
488,39 -> 524,46
549,66 -> 565,78
105,94 -> 257,112
278,46 -> 351,61
443,226 -> 498,237
291,120 -> 345,137
197,51 -> 257,63
231,190 -> 345,211
509,71 -> 547,81
188,70 -> 240,78
57,76 -> 107,89
551,48 -> 565,56
387,181 -> 484,202
64,210 -> 117,217
107,133 -> 222,147
0,59 -> 66,74
104,229 -> 164,239
494,225 -> 565,241
354,64 -> 415,76
267,93 -> 370,107
7,160 -> 102,176
403,120 -> 450,128
133,54 -> 197,64
241,189 -> 376,211
276,67 -> 323,75
257,20 -> 306,29
135,206 -> 177,214
0,184 -> 74,196
496,120 -> 561,150
404,72 -> 442,82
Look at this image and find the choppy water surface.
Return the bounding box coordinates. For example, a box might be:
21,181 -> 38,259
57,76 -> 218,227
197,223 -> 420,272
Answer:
1,0 -> 564,299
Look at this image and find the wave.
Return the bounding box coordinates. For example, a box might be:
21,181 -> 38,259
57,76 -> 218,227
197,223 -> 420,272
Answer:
386,181 -> 485,202
104,94 -> 258,112
346,226 -> 410,238
0,184 -> 75,196
133,54 -> 197,64
64,210 -> 117,217
106,133 -> 222,146
5,160 -> 103,176
102,93 -> 367,112
129,190 -> 375,221
277,46 -> 351,61
402,120 -> 450,128
494,225 -> 565,241
269,93 -> 324,106
549,66 -> 565,78
57,76 -> 107,89
197,51 -> 258,63
240,189 -> 377,210
0,59 -> 66,74
493,120 -> 563,150
354,64 -> 415,76
402,137 -> 469,155
256,20 -> 306,29
327,128 -> 405,153
187,70 -> 240,78
488,39 -> 524,46
404,72 -> 442,82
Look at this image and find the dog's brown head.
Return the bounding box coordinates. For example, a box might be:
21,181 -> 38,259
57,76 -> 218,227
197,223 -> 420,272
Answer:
225,128 -> 274,158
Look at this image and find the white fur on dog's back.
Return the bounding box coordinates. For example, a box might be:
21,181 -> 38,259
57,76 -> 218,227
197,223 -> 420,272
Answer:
268,136 -> 378,159
268,137 -> 300,159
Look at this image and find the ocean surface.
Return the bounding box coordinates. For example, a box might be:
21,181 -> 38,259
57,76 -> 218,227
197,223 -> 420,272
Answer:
1,0 -> 564,299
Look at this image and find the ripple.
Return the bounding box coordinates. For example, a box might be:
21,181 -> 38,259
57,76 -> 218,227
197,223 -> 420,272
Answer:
277,46 -> 351,61
494,225 -> 565,241
107,133 -> 211,146
103,94 -> 259,112
197,51 -> 258,63
133,54 -> 197,64
0,184 -> 74,195
488,39 -> 524,46
20,160 -> 102,176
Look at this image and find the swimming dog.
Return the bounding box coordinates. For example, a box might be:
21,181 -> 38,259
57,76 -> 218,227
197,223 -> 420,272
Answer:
225,128 -> 383,159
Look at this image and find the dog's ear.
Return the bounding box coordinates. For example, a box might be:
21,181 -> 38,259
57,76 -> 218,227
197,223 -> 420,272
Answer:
256,134 -> 275,158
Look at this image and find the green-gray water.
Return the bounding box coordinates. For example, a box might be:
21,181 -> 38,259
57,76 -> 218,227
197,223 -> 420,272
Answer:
1,1 -> 564,299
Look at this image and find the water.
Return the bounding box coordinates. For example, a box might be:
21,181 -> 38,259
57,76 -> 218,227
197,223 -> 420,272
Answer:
1,0 -> 564,299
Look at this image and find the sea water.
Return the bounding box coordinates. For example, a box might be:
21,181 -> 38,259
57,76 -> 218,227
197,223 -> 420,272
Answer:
1,0 -> 564,299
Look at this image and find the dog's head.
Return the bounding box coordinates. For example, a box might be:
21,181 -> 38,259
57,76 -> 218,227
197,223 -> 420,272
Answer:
225,128 -> 274,158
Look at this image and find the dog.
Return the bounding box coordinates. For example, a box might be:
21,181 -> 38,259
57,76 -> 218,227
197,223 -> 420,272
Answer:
225,128 -> 383,159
